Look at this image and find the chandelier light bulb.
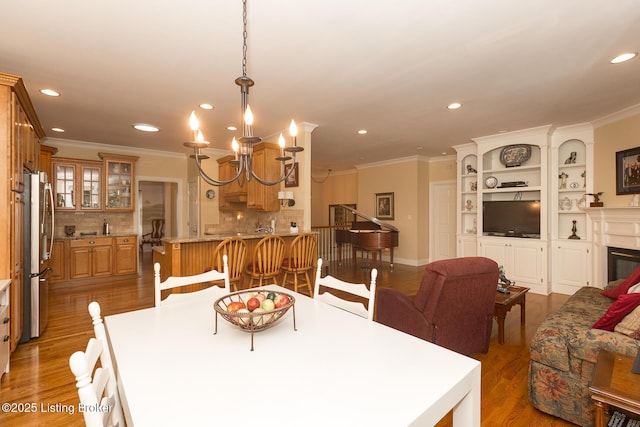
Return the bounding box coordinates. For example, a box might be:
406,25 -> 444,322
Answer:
189,111 -> 200,131
232,137 -> 239,152
244,105 -> 254,126
278,133 -> 285,148
289,120 -> 298,137
196,129 -> 206,143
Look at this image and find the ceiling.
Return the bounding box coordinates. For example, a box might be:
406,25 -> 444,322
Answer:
2,0 -> 640,174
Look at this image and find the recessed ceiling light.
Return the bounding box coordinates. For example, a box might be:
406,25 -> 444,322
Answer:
132,123 -> 160,132
51,127 -> 65,133
199,103 -> 214,110
447,102 -> 462,110
441,151 -> 448,155
611,52 -> 637,64
357,129 -> 367,135
40,89 -> 60,97
227,126 -> 237,131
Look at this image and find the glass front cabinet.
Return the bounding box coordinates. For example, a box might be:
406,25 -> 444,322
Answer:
53,159 -> 102,211
99,153 -> 139,211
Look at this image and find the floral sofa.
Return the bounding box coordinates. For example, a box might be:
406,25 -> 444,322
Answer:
528,282 -> 640,427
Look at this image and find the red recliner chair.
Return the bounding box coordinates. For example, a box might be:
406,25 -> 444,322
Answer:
376,257 -> 499,356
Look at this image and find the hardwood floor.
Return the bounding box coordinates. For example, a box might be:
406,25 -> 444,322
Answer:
0,253 -> 575,426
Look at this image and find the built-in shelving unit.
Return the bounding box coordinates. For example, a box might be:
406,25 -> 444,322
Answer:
455,123 -> 595,296
550,124 -> 594,294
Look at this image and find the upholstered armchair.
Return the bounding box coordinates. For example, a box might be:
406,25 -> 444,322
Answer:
376,257 -> 499,356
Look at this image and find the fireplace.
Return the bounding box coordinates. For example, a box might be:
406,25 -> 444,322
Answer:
607,246 -> 640,282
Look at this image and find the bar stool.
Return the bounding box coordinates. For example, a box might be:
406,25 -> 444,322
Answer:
212,237 -> 247,292
281,233 -> 317,296
245,235 -> 286,288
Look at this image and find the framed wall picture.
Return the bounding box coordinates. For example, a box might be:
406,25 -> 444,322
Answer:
375,192 -> 394,220
284,163 -> 299,188
616,147 -> 640,195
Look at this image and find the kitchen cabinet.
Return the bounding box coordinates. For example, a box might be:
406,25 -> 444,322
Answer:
50,235 -> 139,283
49,240 -> 65,282
216,142 -> 281,212
246,143 -> 281,211
115,236 -> 138,275
99,152 -> 139,211
217,155 -> 246,210
69,237 -> 113,279
39,145 -> 58,182
0,73 -> 45,355
52,159 -> 102,211
479,237 -> 547,294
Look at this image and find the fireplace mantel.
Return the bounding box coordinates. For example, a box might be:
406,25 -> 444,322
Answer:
586,207 -> 640,286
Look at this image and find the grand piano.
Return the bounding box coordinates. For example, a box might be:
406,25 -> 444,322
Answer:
335,205 -> 399,269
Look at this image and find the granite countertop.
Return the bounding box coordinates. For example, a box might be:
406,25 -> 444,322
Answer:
55,233 -> 137,240
162,231 -> 316,244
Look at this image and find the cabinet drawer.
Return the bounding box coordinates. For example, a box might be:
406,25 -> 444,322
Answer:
70,237 -> 113,248
116,236 -> 136,245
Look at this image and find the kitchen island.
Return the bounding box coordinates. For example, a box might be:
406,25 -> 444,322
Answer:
152,232 -> 311,282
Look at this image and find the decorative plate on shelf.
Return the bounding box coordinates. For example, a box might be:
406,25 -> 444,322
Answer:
485,176 -> 498,189
500,144 -> 532,167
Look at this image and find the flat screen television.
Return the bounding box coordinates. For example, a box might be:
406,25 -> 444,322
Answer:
482,200 -> 541,238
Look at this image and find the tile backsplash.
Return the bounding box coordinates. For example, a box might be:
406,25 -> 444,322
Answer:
55,212 -> 134,237
206,209 -> 304,235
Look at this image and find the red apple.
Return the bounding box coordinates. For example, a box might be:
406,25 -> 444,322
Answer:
246,297 -> 261,312
227,301 -> 246,313
274,294 -> 291,308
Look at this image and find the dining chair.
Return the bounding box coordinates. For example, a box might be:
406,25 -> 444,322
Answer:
87,302 -> 124,427
281,233 -> 317,296
154,254 -> 230,307
139,218 -> 165,251
314,258 -> 378,320
245,235 -> 286,288
69,337 -> 124,427
212,237 -> 247,291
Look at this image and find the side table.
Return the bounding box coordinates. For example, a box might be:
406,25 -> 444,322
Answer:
589,350 -> 640,427
493,285 -> 529,344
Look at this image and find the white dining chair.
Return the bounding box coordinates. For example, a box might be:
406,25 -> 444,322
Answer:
154,254 -> 231,307
87,302 -> 124,427
314,258 -> 378,320
69,337 -> 123,427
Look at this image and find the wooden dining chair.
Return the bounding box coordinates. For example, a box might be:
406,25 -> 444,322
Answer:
140,218 -> 165,251
154,255 -> 230,307
69,337 -> 124,427
245,235 -> 286,288
281,233 -> 317,296
212,237 -> 247,292
314,258 -> 378,320
87,302 -> 124,427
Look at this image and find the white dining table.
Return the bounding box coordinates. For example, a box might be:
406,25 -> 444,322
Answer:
104,285 -> 481,426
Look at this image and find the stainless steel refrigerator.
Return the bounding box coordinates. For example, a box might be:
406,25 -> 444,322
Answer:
21,170 -> 54,342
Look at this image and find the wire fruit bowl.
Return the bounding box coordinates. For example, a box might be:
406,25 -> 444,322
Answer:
213,290 -> 297,351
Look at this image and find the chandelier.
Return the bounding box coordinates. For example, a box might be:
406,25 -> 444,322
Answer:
183,0 -> 303,187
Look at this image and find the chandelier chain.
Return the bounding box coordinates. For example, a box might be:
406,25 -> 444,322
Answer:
242,0 -> 248,77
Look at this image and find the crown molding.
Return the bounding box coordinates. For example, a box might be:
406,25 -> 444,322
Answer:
592,103 -> 640,128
